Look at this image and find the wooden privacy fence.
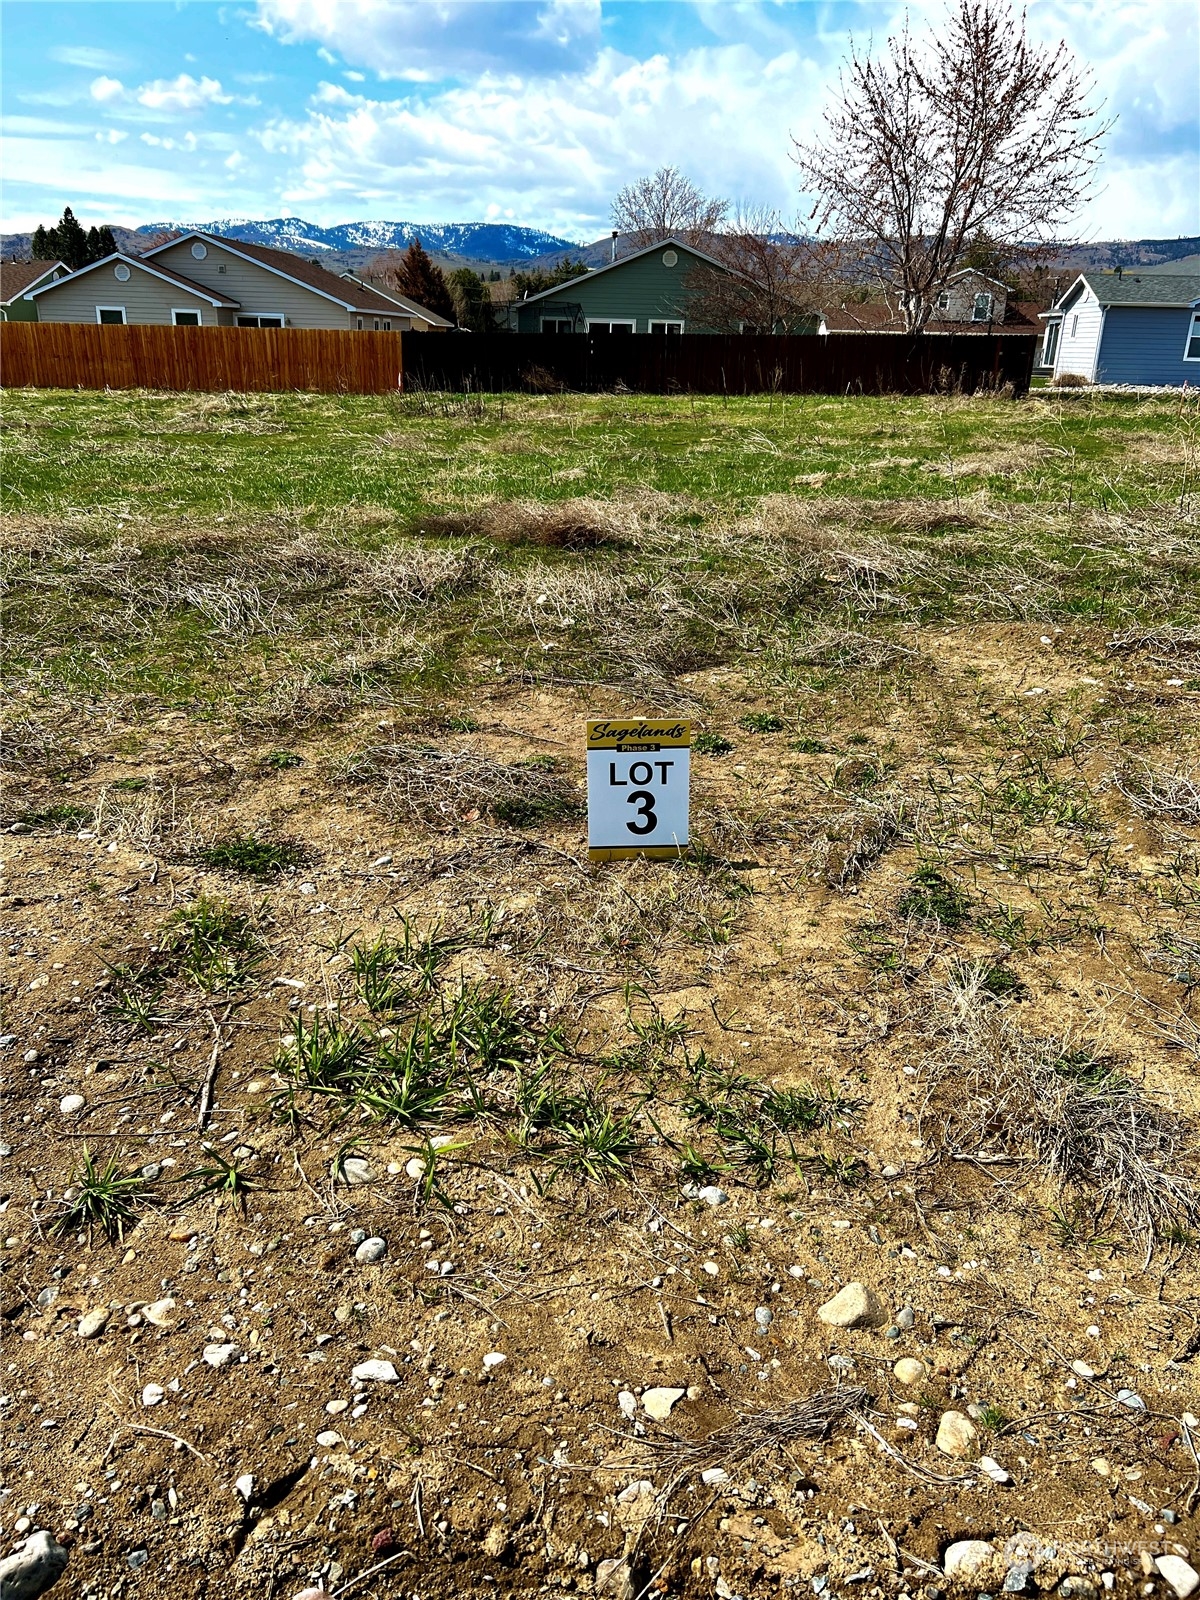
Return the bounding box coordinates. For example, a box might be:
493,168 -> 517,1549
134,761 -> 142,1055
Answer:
1,322 -> 404,394
401,330 -> 1038,397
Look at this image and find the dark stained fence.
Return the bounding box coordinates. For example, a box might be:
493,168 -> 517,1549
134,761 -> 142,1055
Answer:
401,331 -> 1037,396
0,322 -> 404,394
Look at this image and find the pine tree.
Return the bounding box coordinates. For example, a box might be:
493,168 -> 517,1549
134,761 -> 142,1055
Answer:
85,226 -> 103,263
395,237 -> 455,323
31,224 -> 51,260
97,225 -> 118,258
54,207 -> 89,270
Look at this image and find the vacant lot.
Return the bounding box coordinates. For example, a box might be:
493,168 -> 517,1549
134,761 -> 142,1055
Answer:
3,387 -> 1199,1600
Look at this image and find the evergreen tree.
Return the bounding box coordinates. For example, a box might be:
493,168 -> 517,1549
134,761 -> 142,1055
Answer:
31,224 -> 51,260
97,225 -> 118,258
395,237 -> 455,323
54,207 -> 90,269
85,226 -> 103,263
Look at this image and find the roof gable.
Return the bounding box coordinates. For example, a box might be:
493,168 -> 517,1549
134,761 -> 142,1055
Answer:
26,252 -> 239,307
1,259 -> 67,304
1059,271 -> 1200,309
514,234 -> 738,308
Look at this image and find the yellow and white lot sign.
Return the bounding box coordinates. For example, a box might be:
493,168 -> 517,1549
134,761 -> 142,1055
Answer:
586,718 -> 691,861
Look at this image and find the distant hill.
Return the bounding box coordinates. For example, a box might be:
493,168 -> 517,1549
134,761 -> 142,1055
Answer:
134,215 -> 582,263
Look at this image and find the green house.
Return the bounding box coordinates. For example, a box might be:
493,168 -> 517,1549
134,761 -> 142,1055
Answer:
508,235 -> 746,334
1,258 -> 68,321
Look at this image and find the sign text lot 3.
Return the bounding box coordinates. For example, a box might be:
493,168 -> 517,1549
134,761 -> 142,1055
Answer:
585,718 -> 691,862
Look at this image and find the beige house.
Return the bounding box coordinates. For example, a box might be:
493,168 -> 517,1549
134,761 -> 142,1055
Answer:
28,231 -> 452,332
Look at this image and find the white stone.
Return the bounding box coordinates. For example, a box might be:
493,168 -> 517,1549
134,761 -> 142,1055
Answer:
351,1359 -> 399,1383
1156,1557 -> 1200,1600
979,1456 -> 1010,1484
701,1467 -> 730,1486
1071,1359 -> 1096,1379
404,1157 -> 427,1179
143,1298 -> 177,1329
203,1343 -> 238,1368
316,1430 -> 343,1449
0,1531 -> 71,1598
77,1307 -> 110,1339
641,1387 -> 685,1422
339,1157 -> 372,1187
696,1185 -> 728,1207
325,1399 -> 349,1415
235,1474 -> 255,1501
617,1390 -> 637,1420
817,1282 -> 882,1328
354,1237 -> 386,1264
935,1411 -> 979,1458
616,1480 -> 654,1504
482,1351 -> 506,1370
943,1540 -> 994,1578
142,1383 -> 165,1408
596,1557 -> 634,1600
893,1358 -> 926,1385
59,1094 -> 85,1115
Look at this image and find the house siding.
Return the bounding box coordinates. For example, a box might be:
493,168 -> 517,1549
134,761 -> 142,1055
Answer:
937,271 -> 1007,324
35,262 -> 223,325
3,265 -> 72,321
1054,289 -> 1104,380
514,244 -> 725,333
153,240 -> 355,329
1095,306 -> 1198,386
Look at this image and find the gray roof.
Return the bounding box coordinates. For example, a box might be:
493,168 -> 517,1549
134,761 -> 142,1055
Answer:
1065,272 -> 1200,309
514,234 -> 738,308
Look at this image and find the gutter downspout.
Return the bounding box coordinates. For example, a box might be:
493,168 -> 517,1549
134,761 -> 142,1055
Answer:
1092,306 -> 1106,385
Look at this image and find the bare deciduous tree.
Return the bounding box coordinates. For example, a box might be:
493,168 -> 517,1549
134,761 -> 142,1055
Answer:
794,0 -> 1108,332
683,204 -> 833,332
611,166 -> 729,250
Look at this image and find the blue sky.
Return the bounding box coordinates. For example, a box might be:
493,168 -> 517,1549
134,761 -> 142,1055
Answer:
2,0 -> 1196,241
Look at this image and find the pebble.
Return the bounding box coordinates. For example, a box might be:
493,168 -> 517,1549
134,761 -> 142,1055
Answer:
1071,1359 -> 1096,1379
203,1343 -> 238,1368
1155,1557 -> 1200,1600
77,1308 -> 110,1339
127,1549 -> 149,1571
482,1351 -> 507,1370
697,1185 -> 728,1207
617,1391 -> 637,1420
754,1306 -> 773,1331
339,1157 -> 372,1187
895,1306 -> 915,1330
1116,1388 -> 1146,1411
641,1387 -> 685,1422
141,1163 -> 162,1181
881,1164 -> 901,1178
354,1237 -> 387,1264
935,1410 -> 979,1458
59,1094 -> 85,1115
316,1430 -> 343,1449
817,1282 -> 882,1328
352,1359 -> 399,1383
325,1399 -> 349,1415
0,1531 -> 71,1596
141,1384 -> 165,1408
979,1455 -> 1011,1484
405,1157 -> 427,1179
943,1540 -> 994,1578
596,1557 -> 635,1600
893,1358 -> 926,1385
235,1474 -> 255,1501
616,1480 -> 654,1504
143,1298 -> 177,1329
701,1467 -> 730,1486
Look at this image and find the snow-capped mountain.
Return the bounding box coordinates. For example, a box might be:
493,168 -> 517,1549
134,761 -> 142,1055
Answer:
132,215 -> 581,261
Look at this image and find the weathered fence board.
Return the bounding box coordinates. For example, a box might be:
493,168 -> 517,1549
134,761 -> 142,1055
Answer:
0,322 -> 404,394
400,330 -> 1037,396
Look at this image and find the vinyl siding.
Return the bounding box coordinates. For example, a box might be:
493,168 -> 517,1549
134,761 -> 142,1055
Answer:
154,240 -> 354,329
514,244 -> 727,333
937,271 -> 1008,324
35,262 -> 223,325
1053,288 -> 1104,380
3,296 -> 39,322
1095,306 -> 1199,386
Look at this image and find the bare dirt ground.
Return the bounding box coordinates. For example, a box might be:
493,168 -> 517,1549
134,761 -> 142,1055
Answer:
2,393 -> 1199,1600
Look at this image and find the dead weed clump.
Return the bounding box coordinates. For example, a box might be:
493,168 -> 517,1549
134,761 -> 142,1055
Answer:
1114,763 -> 1200,826
411,498 -> 627,550
358,544 -> 490,609
92,783 -> 198,854
811,793 -> 908,888
923,963 -> 1200,1246
1107,624 -> 1200,664
344,744 -> 581,829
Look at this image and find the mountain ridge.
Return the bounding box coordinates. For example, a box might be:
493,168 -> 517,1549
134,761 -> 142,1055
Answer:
134,215 -> 582,262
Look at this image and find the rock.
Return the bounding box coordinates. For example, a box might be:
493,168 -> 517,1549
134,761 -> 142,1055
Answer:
701,1467 -> 730,1486
325,1399 -> 349,1414
352,1359 -> 399,1383
1115,1388 -> 1146,1411
895,1306 -> 915,1330
0,1530 -> 71,1598
354,1237 -> 386,1264
1071,1359 -> 1096,1379
979,1455 -> 1011,1484
642,1386 -> 685,1422
1156,1558 -> 1200,1600
893,1358 -> 926,1385
617,1391 -> 637,1420
881,1164 -> 902,1178
404,1157 -> 427,1179
339,1157 -> 372,1187
596,1557 -> 635,1600
141,1383 -> 165,1408
616,1480 -> 654,1504
1090,1456 -> 1110,1477
141,1163 -> 162,1181
1058,1579 -> 1098,1600
697,1185 -> 728,1206
754,1306 -> 773,1331
935,1411 -> 979,1458
143,1298 -> 177,1329
1004,1561 -> 1036,1593
943,1540 -> 994,1578
203,1343 -> 238,1368
817,1282 -> 882,1328
59,1095 -> 85,1115
235,1473 -> 255,1501
482,1351 -> 506,1370
77,1308 -> 110,1339
316,1430 -> 343,1449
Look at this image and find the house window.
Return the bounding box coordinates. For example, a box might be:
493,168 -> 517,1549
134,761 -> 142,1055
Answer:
541,317 -> 575,333
191,242 -> 208,259
1041,321 -> 1061,366
357,317 -> 364,329
662,249 -> 678,267
383,321 -> 391,332
172,310 -> 201,327
114,263 -> 131,282
586,320 -> 634,334
373,319 -> 380,330
1070,314 -> 1079,339
236,315 -> 284,328
1184,310 -> 1200,361
936,292 -> 950,311
971,292 -> 993,321
648,320 -> 683,335
96,307 -> 125,324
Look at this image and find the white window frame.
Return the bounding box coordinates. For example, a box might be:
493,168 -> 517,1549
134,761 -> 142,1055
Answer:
1041,320 -> 1061,367
1070,313 -> 1079,339
936,292 -> 950,311
95,306 -> 126,324
541,316 -> 576,333
171,308 -> 202,327
648,319 -> 684,334
1183,310 -> 1200,361
971,291 -> 993,322
585,319 -> 635,334
236,313 -> 285,329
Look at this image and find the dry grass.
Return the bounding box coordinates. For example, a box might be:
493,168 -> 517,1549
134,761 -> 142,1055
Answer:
810,793 -> 908,888
1115,764 -> 1200,826
343,742 -> 581,829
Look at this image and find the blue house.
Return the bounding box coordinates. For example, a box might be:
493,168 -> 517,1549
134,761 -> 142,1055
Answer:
1040,272 -> 1200,385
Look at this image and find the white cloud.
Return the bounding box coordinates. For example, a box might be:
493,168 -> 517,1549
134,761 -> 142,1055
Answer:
95,129 -> 129,144
49,46 -> 126,71
90,75 -> 126,103
136,75 -> 234,112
